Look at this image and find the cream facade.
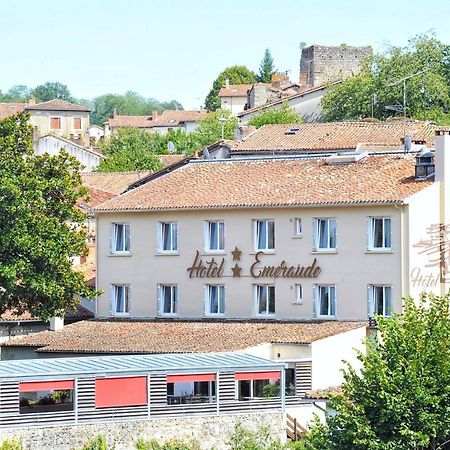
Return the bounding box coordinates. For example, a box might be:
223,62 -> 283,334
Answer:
96,205 -> 406,321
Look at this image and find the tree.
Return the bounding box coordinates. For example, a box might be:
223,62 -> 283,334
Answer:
322,34 -> 450,124
205,66 -> 256,112
193,109 -> 238,147
0,85 -> 31,102
297,293 -> 450,450
248,102 -> 301,128
90,92 -> 183,126
31,81 -> 73,103
0,113 -> 96,320
257,49 -> 276,83
97,127 -> 165,172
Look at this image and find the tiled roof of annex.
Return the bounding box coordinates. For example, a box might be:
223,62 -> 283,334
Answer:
94,153 -> 432,212
25,99 -> 91,112
219,84 -> 253,97
2,319 -> 366,354
232,121 -> 440,153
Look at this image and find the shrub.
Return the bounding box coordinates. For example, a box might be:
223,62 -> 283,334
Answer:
81,435 -> 109,450
0,440 -> 23,450
135,439 -> 200,450
226,422 -> 283,450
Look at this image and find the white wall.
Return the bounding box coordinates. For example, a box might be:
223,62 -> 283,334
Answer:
221,96 -> 247,115
310,326 -> 366,390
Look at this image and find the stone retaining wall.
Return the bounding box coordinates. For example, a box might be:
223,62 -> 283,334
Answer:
0,412 -> 284,450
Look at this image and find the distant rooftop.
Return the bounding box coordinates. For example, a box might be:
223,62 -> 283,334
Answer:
25,99 -> 91,112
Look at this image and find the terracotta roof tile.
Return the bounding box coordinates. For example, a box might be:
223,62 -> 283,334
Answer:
234,121 -> 440,153
219,84 -> 253,97
2,320 -> 366,354
94,154 -> 432,212
25,99 -> 91,112
81,171 -> 152,195
0,103 -> 26,119
109,110 -> 207,129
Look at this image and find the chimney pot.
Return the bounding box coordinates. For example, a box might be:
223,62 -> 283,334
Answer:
49,317 -> 64,332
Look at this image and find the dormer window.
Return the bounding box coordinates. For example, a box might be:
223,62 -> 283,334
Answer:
415,148 -> 435,179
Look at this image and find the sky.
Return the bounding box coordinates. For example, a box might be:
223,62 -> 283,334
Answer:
2,0 -> 450,110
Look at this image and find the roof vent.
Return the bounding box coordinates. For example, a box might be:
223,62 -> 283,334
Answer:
415,147 -> 434,180
284,127 -> 300,135
325,151 -> 369,165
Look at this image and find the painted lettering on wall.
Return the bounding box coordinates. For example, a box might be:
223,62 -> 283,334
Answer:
187,251 -> 225,278
250,251 -> 321,278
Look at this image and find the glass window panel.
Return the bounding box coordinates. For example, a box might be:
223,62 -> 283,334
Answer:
384,287 -> 392,316
268,286 -> 275,313
384,219 -> 392,248
329,219 -> 336,248
218,222 -> 225,250
268,221 -> 275,249
258,286 -> 267,314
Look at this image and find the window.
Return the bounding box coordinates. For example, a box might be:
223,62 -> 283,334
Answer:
110,284 -> 130,316
313,218 -> 336,251
19,380 -> 74,414
314,285 -> 336,318
158,222 -> 178,252
158,285 -> 178,316
255,220 -> 275,251
109,223 -> 130,254
236,372 -> 281,400
368,217 -> 392,250
73,117 -> 82,129
285,367 -> 296,396
167,374 -> 216,404
256,285 -> 275,316
95,377 -> 147,408
294,218 -> 302,237
368,285 -> 392,317
205,285 -> 225,315
294,284 -> 303,304
50,117 -> 61,129
204,221 -> 225,252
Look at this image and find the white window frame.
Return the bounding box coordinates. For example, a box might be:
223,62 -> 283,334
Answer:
314,284 -> 336,318
294,284 -> 303,304
158,284 -> 178,317
368,285 -> 393,317
367,217 -> 392,251
110,284 -> 130,317
293,218 -> 302,237
313,218 -> 337,252
109,223 -> 131,254
158,222 -> 178,253
203,221 -> 225,252
204,284 -> 226,316
254,220 -> 275,252
255,285 -> 275,317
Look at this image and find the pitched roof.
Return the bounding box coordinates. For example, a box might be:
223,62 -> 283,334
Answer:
219,84 -> 253,97
108,110 -> 207,129
159,154 -> 187,166
2,320 -> 366,354
233,121 -> 439,153
0,103 -> 26,119
94,154 -> 432,212
0,304 -> 93,323
81,171 -> 152,195
25,99 -> 91,112
39,134 -> 104,158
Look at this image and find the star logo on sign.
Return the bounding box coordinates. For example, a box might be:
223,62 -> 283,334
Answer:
231,246 -> 242,261
231,264 -> 242,278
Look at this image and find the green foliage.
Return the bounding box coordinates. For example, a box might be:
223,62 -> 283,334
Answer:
301,293 -> 450,449
0,85 -> 31,102
248,102 -> 301,128
257,49 -> 276,83
193,109 -> 238,146
262,382 -> 280,398
0,113 -> 96,319
97,127 -> 165,172
31,81 -> 73,102
205,65 -> 256,112
90,91 -> 183,125
135,438 -> 200,450
322,33 -> 450,124
80,435 -> 109,450
0,440 -> 23,450
227,422 -> 283,450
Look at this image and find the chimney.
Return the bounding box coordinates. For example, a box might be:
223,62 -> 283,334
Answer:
152,109 -> 158,120
28,97 -> 36,106
225,78 -> 230,89
49,316 -> 64,332
234,125 -> 257,141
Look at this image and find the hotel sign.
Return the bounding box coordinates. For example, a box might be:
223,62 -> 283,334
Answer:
187,247 -> 321,279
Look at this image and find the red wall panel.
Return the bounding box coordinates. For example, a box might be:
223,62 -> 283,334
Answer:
19,380 -> 74,392
95,376 -> 147,408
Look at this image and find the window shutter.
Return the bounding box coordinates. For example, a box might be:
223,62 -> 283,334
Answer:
125,224 -> 131,252
312,219 -> 317,252
109,285 -> 115,316
109,224 -> 115,254
157,285 -> 161,316
312,285 -> 317,318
